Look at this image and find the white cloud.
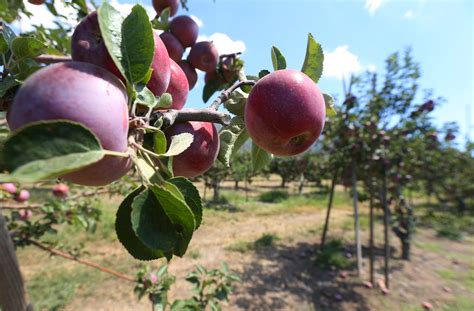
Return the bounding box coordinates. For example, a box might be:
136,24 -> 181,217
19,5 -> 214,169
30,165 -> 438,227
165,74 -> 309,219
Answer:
197,33 -> 246,55
190,15 -> 204,28
403,9 -> 414,19
367,64 -> 377,72
365,0 -> 385,16
323,45 -> 363,80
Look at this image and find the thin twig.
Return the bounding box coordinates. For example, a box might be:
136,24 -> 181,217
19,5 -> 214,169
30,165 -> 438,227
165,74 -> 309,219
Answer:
208,80 -> 256,110
151,108 -> 232,128
28,239 -> 135,282
34,55 -> 72,64
0,189 -> 113,210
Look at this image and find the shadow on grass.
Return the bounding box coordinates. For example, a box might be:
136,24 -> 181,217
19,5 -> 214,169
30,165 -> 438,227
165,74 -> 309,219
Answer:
234,241 -> 373,311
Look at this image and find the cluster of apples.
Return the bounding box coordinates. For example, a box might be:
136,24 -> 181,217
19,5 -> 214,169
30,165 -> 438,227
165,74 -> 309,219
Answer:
0,183 -> 30,202
8,2 -> 220,186
156,4 -> 219,92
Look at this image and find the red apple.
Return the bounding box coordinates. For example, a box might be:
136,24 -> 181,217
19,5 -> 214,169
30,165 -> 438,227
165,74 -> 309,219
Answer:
72,12 -> 171,96
178,60 -> 197,90
165,59 -> 189,110
8,62 -> 131,186
152,0 -> 179,17
15,190 -> 30,203
244,69 -> 326,156
53,183 -> 69,198
188,41 -> 219,72
1,183 -> 17,194
165,121 -> 219,178
160,32 -> 184,62
28,0 -> 45,4
147,30 -> 172,96
169,15 -> 199,48
19,210 -> 33,221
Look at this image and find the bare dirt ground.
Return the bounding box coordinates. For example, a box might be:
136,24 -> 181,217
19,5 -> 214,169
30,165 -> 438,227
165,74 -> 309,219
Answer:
17,180 -> 474,310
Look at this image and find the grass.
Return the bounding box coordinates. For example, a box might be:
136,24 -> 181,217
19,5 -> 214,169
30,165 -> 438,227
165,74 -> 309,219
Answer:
225,233 -> 280,253
258,190 -> 289,203
415,241 -> 443,253
314,239 -> 352,269
188,249 -> 201,259
443,297 -> 474,311
28,264 -> 104,310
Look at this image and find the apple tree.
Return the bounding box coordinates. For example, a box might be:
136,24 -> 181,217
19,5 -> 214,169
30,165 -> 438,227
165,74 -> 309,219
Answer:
0,0 -> 335,308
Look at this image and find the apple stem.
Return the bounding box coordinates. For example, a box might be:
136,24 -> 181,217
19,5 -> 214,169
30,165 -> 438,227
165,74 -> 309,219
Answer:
208,80 -> 256,111
103,150 -> 131,158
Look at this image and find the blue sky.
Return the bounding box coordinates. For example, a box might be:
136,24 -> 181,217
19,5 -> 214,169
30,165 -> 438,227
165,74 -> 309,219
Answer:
19,0 -> 474,141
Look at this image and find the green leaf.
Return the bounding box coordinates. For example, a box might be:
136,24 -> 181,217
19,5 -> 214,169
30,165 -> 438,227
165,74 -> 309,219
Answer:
203,76 -> 224,103
1,23 -> 17,49
156,93 -> 173,109
0,35 -> 8,54
135,84 -> 157,108
271,46 -> 286,71
131,188 -> 178,253
98,3 -> 154,85
223,89 -> 247,117
0,76 -> 20,97
2,121 -> 105,183
169,177 -> 203,229
258,69 -> 270,79
153,130 -> 167,155
116,187 -> 165,260
323,93 -> 337,117
251,142 -> 273,172
11,37 -> 47,61
131,183 -> 196,257
301,33 -> 324,83
170,299 -> 201,311
218,116 -> 245,167
232,129 -> 249,158
135,157 -> 156,181
163,133 -> 193,157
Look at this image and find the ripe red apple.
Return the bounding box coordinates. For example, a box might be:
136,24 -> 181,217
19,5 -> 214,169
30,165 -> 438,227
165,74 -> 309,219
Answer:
165,59 -> 189,110
178,60 -> 197,90
188,41 -> 219,72
165,121 -> 219,178
244,69 -> 326,156
160,32 -> 184,62
28,0 -> 44,4
152,0 -> 179,17
147,31 -> 172,96
8,62 -> 131,186
53,183 -> 69,198
19,210 -> 33,221
1,183 -> 17,194
169,15 -> 199,48
14,190 -> 30,203
72,12 -> 171,96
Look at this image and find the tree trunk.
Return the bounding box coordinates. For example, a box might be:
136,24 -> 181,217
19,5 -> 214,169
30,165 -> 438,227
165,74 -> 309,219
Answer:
280,178 -> 286,188
369,177 -> 375,285
320,170 -> 338,250
401,239 -> 410,260
234,180 -> 239,190
381,165 -> 390,289
244,178 -> 249,202
0,211 -> 30,311
298,174 -> 305,195
212,182 -> 220,203
351,163 -> 362,277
